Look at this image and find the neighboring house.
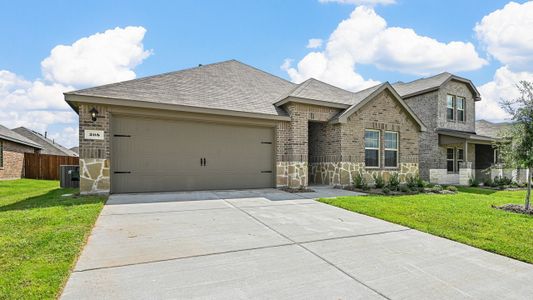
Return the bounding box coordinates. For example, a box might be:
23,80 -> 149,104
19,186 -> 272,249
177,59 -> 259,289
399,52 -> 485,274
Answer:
0,124 -> 42,180
393,73 -> 497,185
65,60 -> 425,194
475,120 -> 529,183
13,127 -> 78,157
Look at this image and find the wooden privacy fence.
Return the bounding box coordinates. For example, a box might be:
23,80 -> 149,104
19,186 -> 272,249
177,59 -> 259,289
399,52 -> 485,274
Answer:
24,153 -> 79,180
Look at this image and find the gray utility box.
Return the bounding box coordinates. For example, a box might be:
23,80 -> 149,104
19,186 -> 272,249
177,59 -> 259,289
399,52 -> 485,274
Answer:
60,165 -> 80,188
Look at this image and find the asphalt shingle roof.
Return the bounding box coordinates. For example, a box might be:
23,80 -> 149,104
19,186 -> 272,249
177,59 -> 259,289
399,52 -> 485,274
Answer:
287,78 -> 356,105
392,72 -> 452,97
12,127 -> 78,157
66,60 -> 296,116
0,124 -> 42,149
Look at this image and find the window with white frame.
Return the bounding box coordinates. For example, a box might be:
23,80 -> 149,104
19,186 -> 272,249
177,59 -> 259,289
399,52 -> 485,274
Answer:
364,130 -> 380,167
457,97 -> 465,122
384,131 -> 398,167
446,148 -> 454,172
456,148 -> 464,171
447,95 -> 455,121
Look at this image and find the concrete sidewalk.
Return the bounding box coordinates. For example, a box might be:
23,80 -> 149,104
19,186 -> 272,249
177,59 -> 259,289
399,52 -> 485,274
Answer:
61,188 -> 533,299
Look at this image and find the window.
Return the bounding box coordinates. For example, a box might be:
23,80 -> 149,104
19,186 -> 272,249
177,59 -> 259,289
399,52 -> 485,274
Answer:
364,130 -> 380,167
447,95 -> 455,121
0,141 -> 3,168
494,149 -> 501,164
457,97 -> 465,122
384,131 -> 398,167
456,148 -> 464,171
446,148 -> 454,172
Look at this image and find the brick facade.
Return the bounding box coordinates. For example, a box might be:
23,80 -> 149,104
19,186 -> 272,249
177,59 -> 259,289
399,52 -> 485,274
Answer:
275,90 -> 420,188
404,80 -> 479,184
78,104 -> 111,194
78,90 -> 422,193
0,139 -> 36,180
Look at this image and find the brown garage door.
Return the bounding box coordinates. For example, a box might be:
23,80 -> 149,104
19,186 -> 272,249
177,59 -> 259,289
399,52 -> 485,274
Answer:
111,115 -> 275,193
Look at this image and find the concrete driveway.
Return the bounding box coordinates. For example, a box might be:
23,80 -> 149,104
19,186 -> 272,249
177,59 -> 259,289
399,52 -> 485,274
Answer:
62,188 -> 533,299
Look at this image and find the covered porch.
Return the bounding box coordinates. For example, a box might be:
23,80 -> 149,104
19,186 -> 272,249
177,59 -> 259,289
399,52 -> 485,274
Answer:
431,129 -> 496,185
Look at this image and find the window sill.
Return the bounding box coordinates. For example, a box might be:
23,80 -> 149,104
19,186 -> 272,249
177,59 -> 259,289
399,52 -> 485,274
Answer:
364,166 -> 380,170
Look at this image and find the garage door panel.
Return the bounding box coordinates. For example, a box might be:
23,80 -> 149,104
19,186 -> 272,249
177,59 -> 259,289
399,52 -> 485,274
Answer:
111,115 -> 274,193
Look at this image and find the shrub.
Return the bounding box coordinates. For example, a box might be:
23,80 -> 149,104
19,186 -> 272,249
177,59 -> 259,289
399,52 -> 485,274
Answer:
468,177 -> 480,187
382,187 -> 391,195
446,185 -> 458,192
482,177 -> 493,187
432,184 -> 443,193
372,173 -> 385,188
388,173 -> 400,191
417,177 -> 428,188
406,175 -> 418,190
353,172 -> 368,190
494,176 -> 512,187
400,185 -> 411,193
353,172 -> 364,189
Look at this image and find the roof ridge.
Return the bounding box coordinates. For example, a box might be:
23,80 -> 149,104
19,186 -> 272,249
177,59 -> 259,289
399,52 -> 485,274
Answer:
291,78 -> 315,97
12,126 -> 76,155
65,59 -> 239,95
399,72 -> 451,86
230,60 -> 295,85
352,82 -> 385,95
305,77 -> 355,94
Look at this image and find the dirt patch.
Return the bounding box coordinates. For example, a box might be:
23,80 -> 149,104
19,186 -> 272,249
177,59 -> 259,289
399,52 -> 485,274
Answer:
493,204 -> 533,215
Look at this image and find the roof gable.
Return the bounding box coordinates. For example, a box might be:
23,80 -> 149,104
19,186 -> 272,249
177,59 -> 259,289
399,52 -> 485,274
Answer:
393,72 -> 481,101
331,83 -> 426,131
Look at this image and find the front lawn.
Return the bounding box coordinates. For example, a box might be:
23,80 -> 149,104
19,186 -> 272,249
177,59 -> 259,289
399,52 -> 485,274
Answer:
320,187 -> 533,264
0,179 -> 106,299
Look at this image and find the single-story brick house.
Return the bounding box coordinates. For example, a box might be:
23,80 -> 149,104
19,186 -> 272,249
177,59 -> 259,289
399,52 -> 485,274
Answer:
65,60 -> 426,194
0,124 -> 42,180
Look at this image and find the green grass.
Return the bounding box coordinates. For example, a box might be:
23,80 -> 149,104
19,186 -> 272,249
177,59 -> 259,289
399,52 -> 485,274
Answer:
0,179 -> 106,299
320,187 -> 533,264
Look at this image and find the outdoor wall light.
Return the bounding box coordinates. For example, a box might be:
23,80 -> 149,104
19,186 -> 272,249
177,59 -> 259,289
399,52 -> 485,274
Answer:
90,107 -> 99,122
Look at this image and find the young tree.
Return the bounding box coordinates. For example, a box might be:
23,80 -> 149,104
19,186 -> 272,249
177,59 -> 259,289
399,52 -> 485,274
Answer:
496,81 -> 533,210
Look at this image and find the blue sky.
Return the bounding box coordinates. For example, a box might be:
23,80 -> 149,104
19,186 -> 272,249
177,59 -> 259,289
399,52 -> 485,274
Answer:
1,0 -> 532,147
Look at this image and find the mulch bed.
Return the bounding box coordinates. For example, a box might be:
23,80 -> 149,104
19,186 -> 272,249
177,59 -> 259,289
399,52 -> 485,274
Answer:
493,204 -> 533,215
338,185 -> 456,195
279,187 -> 315,193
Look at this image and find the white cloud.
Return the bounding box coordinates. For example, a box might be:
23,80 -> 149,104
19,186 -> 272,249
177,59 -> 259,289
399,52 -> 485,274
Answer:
306,38 -> 323,49
41,26 -> 152,87
0,71 -> 77,138
1,26 -> 150,148
48,126 -> 79,149
283,6 -> 486,91
319,0 -> 396,6
475,1 -> 533,71
474,1 -> 533,122
477,66 -> 533,122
